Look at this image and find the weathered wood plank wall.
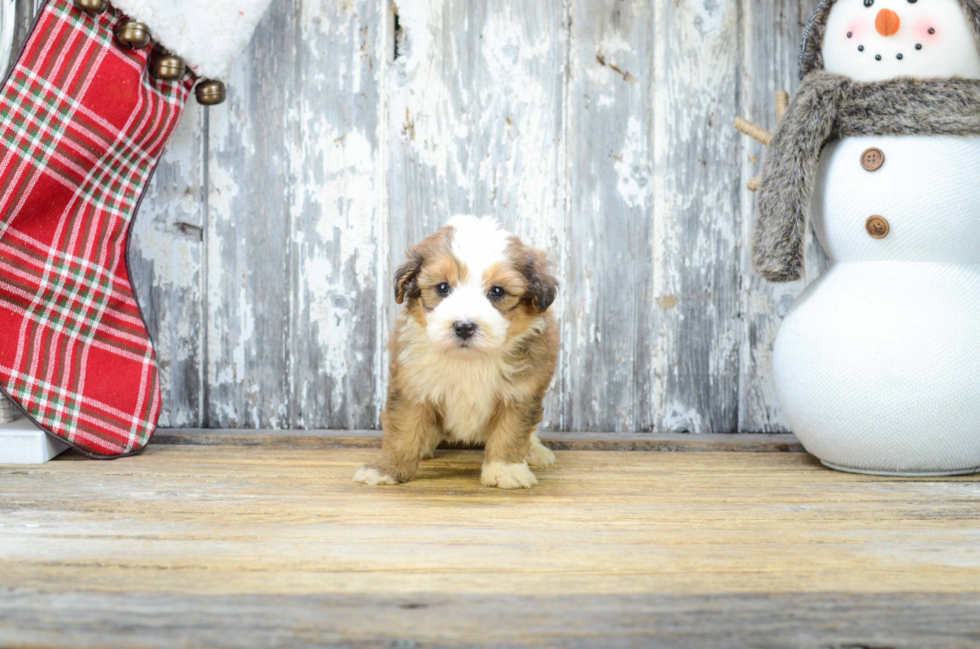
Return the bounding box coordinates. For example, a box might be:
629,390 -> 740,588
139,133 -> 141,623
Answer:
2,0 -> 825,433
739,0 -> 829,432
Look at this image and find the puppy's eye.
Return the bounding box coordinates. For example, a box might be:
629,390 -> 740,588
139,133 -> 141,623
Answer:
907,0 -> 917,3
436,283 -> 451,296
864,0 -> 874,6
488,286 -> 505,299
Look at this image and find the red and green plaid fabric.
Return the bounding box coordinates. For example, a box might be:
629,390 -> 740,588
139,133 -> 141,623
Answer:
0,0 -> 192,456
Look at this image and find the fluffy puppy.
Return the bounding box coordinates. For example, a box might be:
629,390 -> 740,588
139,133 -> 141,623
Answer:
353,216 -> 559,489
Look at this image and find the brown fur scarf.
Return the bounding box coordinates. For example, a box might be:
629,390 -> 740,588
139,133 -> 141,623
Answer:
753,71 -> 980,282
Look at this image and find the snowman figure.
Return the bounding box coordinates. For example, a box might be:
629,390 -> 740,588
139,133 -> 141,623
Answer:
750,0 -> 980,475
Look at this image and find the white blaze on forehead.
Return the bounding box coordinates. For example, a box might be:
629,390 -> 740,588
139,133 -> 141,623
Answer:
423,216 -> 514,352
822,0 -> 980,82
446,215 -> 512,280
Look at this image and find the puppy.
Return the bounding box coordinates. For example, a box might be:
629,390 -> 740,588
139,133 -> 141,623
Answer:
353,216 -> 559,489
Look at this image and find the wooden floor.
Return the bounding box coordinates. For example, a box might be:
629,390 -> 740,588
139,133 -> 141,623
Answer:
2,443 -> 979,647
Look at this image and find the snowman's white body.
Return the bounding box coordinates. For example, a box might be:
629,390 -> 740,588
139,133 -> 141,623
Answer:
774,135 -> 980,474
767,0 -> 980,475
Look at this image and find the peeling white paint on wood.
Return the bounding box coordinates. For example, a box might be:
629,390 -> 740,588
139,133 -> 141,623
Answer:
738,0 -> 826,432
0,0 -> 16,82
287,0 -> 387,430
132,111 -> 206,428
0,394 -> 13,425
0,0 -> 15,425
565,0 -> 654,432
387,0 -> 567,428
653,0 -> 742,434
2,0 -> 824,433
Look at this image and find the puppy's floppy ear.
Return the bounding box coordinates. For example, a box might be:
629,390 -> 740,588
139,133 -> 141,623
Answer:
394,250 -> 423,305
394,226 -> 454,304
523,249 -> 558,313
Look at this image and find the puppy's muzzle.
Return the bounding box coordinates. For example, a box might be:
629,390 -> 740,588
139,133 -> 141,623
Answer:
453,320 -> 478,341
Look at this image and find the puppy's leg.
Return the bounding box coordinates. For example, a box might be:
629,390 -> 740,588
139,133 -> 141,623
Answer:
525,429 -> 556,467
481,402 -> 539,489
354,393 -> 435,486
419,427 -> 441,461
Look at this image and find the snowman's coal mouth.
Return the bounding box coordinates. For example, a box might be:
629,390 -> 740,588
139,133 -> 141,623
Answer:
857,46 -> 920,61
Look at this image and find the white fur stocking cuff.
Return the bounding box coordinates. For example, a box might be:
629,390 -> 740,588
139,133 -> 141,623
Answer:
110,0 -> 274,80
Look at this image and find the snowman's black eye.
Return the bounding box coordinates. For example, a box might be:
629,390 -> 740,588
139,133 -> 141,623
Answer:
864,0 -> 874,7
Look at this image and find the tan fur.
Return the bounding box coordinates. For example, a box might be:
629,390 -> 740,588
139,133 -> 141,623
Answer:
354,219 -> 559,489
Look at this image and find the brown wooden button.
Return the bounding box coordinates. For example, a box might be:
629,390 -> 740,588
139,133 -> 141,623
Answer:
866,215 -> 890,239
861,147 -> 885,172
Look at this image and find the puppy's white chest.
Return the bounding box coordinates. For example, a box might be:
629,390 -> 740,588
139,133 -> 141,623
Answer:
418,356 -> 502,443
440,385 -> 497,444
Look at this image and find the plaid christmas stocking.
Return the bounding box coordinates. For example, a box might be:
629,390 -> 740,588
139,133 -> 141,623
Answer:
0,0 -> 191,457
0,0 -> 271,457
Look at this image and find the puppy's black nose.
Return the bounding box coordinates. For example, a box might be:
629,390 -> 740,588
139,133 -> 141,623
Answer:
453,321 -> 477,340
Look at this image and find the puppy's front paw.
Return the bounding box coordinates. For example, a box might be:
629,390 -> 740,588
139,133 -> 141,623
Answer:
353,465 -> 400,486
481,461 -> 538,489
525,434 -> 556,467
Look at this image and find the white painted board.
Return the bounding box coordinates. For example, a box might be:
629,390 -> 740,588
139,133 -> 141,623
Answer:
0,418 -> 69,464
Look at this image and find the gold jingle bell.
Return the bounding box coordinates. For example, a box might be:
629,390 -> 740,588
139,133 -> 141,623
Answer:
74,0 -> 108,14
153,54 -> 185,81
115,21 -> 151,49
195,80 -> 226,106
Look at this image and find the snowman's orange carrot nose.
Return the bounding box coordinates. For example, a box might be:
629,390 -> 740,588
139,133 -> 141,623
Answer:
876,9 -> 901,36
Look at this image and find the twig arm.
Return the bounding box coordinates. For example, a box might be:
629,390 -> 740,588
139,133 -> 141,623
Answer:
775,89 -> 789,120
734,117 -> 773,146
735,89 -> 789,191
